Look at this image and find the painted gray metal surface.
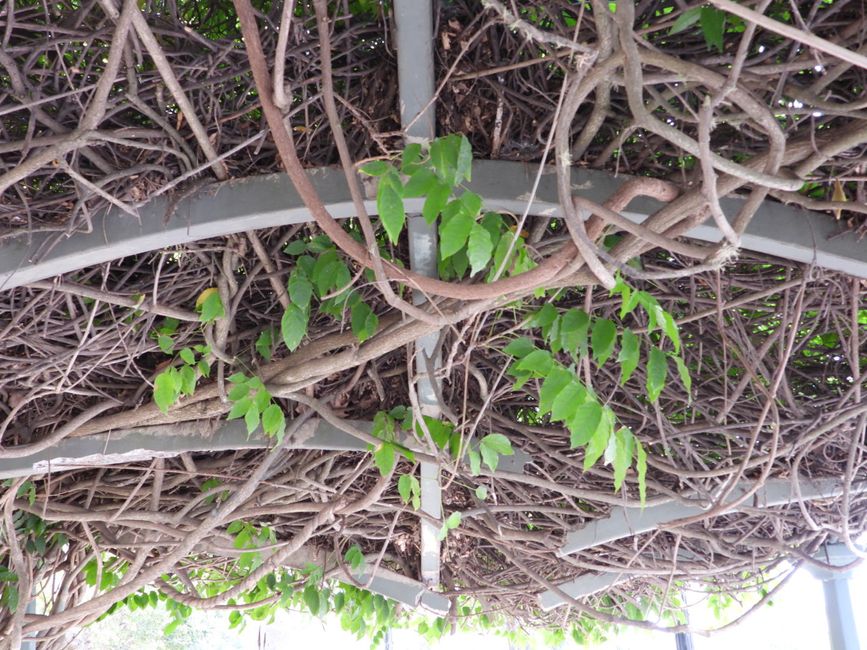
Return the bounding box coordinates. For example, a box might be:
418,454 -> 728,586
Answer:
808,543 -> 863,650
558,478 -> 867,557
822,576 -> 859,650
0,417 -> 530,479
542,488 -> 867,612
289,545 -> 449,615
395,0 -> 443,590
3,163 -> 867,292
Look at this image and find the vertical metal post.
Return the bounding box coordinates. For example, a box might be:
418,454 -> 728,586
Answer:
394,0 -> 441,589
821,572 -> 859,650
807,543 -> 862,650
674,631 -> 694,650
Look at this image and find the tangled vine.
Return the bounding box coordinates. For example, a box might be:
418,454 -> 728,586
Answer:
1,1 -> 866,648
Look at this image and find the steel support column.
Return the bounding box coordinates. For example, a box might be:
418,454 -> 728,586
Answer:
394,0 -> 442,589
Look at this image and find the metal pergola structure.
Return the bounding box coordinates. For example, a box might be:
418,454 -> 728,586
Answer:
3,3 -> 865,649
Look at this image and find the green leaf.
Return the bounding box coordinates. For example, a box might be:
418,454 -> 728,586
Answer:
255,329 -> 273,361
660,311 -> 681,353
612,427 -> 634,492
153,370 -> 180,413
228,397 -> 252,420
157,334 -> 174,355
480,433 -> 513,455
458,191 -> 482,218
179,347 -> 195,366
617,329 -> 640,385
646,347 -> 668,403
359,160 -> 390,176
198,290 -> 225,323
244,402 -> 260,434
281,303 -> 308,352
569,401 -> 603,447
669,6 -> 701,34
584,409 -> 613,470
538,366 -> 573,414
288,271 -> 313,309
178,365 -> 197,396
467,223 -> 493,276
560,309 -> 590,359
551,381 -> 587,422
591,318 -> 617,366
303,584 -> 320,615
673,354 -> 693,396
373,443 -> 396,476
262,404 -> 286,440
446,511 -> 462,529
456,135 -> 473,182
398,473 -> 413,504
5,584 -> 19,612
700,6 -> 725,52
514,349 -> 553,376
311,251 -> 341,297
422,181 -> 451,224
403,167 -> 437,198
401,143 -> 423,172
351,301 -> 379,343
283,239 -> 307,255
345,544 -> 365,572
439,210 -> 474,260
467,448 -> 481,476
636,441 -> 648,505
503,337 -> 535,359
529,303 -> 558,335
228,383 -> 249,402
430,135 -> 459,186
475,485 -> 488,500
479,433 -> 512,472
378,180 -> 405,244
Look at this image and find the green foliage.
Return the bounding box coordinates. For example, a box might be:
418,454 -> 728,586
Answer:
362,134 -> 531,282
152,344 -> 210,413
397,473 -> 421,509
437,511 -> 462,541
669,5 -> 727,52
195,288 -> 225,323
226,373 -> 286,442
509,275 -> 692,502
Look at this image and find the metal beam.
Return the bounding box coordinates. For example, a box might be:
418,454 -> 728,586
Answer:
3,163 -> 866,292
0,417 -> 531,479
395,0 -> 442,590
807,543 -> 863,650
286,544 -> 451,615
540,483 -> 867,611
558,478 -> 867,557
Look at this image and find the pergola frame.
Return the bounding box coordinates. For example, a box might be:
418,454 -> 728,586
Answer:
3,4 -> 865,648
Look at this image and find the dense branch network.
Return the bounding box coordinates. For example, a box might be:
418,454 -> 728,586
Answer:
0,0 -> 865,647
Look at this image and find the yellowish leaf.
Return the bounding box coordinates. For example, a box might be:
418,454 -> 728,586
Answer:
195,287 -> 219,309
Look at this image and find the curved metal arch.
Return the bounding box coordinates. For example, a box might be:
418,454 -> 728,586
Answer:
2,161 -> 866,292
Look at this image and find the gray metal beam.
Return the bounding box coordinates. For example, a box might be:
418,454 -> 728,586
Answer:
807,543 -> 863,650
287,543 -> 451,615
558,478 -> 867,557
395,0 -> 442,591
541,484 -> 867,611
0,417 -> 531,479
3,163 -> 866,292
